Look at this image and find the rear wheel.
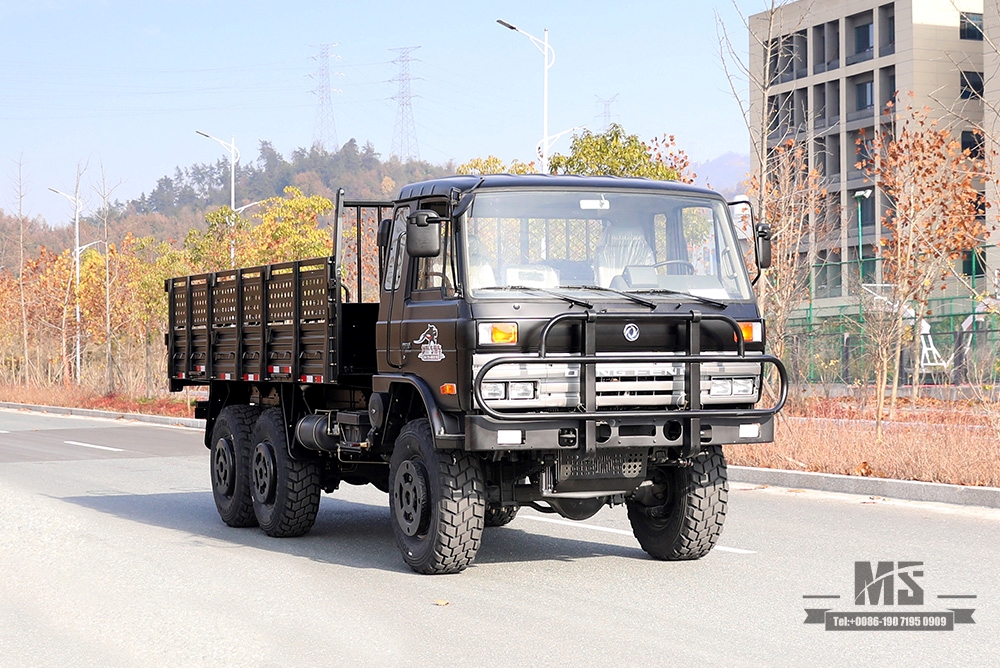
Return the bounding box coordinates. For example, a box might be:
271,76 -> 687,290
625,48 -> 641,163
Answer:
210,404 -> 261,527
484,503 -> 519,527
250,408 -> 321,537
389,418 -> 485,574
626,445 -> 728,560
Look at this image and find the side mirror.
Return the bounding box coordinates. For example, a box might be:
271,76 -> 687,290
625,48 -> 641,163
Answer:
755,222 -> 772,269
377,219 -> 392,249
406,209 -> 442,258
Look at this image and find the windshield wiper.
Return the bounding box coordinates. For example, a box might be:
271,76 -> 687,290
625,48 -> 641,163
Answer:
632,288 -> 726,309
478,285 -> 593,309
571,285 -> 658,309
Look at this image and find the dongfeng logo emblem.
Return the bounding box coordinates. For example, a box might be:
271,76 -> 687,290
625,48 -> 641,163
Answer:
623,323 -> 640,342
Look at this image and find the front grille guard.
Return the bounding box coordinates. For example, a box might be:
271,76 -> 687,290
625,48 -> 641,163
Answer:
472,311 -> 787,457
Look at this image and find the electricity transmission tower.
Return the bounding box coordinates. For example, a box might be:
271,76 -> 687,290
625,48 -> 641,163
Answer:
311,43 -> 342,152
594,94 -> 619,130
390,46 -> 421,162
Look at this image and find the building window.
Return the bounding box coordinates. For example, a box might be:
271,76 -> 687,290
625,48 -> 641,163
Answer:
815,251 -> 842,299
960,12 -> 984,40
962,130 -> 984,159
962,248 -> 986,277
961,71 -> 984,99
856,81 -> 874,111
855,22 -> 873,53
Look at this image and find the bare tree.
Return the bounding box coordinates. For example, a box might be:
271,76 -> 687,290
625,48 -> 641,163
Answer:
11,157 -> 31,385
718,1 -> 829,393
746,139 -> 837,369
93,163 -> 123,395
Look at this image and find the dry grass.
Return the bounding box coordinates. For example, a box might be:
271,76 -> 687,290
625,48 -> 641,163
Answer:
0,384 -> 196,418
726,410 -> 1000,488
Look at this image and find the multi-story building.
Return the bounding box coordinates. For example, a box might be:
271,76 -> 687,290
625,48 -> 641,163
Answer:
749,0 -> 995,311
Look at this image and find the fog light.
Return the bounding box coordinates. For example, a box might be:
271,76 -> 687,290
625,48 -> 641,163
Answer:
508,381 -> 536,400
732,377 -> 756,395
481,382 -> 507,400
497,430 -> 523,445
710,378 -> 732,396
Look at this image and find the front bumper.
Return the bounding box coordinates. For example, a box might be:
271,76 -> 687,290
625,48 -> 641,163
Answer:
465,413 -> 774,452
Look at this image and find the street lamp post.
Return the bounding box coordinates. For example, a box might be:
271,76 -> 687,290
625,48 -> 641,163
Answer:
498,19 -> 555,173
77,239 -> 111,393
854,189 -> 873,289
196,130 -> 241,264
48,186 -> 84,384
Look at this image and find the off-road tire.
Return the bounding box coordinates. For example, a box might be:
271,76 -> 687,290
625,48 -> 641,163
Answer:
626,445 -> 728,560
210,404 -> 262,528
250,408 -> 321,537
389,418 -> 485,574
484,504 -> 519,527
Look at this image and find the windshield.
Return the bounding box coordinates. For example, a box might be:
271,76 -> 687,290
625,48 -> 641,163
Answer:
464,189 -> 752,301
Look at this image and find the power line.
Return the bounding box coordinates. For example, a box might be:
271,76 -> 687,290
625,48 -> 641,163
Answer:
594,94 -> 619,130
310,43 -> 342,152
389,46 -> 421,162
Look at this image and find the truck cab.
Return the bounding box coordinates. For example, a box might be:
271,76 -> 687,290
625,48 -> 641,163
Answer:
370,175 -> 785,570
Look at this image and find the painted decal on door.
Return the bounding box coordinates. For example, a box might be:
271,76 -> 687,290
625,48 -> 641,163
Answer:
414,324 -> 445,362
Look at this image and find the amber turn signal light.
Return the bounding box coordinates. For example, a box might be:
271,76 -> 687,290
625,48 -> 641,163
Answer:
736,321 -> 762,343
478,322 -> 518,344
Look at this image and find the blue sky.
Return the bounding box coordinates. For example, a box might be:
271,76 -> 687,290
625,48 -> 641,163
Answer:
0,0 -> 763,225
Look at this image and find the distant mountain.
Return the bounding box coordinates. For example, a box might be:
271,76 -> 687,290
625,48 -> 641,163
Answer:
692,152 -> 750,199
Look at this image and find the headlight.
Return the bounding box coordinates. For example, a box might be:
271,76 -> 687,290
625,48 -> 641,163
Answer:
508,381 -> 536,400
478,322 -> 518,344
732,378 -> 756,396
481,382 -> 507,400
710,378 -> 732,396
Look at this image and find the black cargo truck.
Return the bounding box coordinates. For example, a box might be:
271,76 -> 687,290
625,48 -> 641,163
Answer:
167,174 -> 786,574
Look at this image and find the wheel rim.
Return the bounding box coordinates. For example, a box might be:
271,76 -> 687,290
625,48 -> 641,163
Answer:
252,441 -> 277,506
393,459 -> 429,537
213,437 -> 236,496
634,469 -> 673,526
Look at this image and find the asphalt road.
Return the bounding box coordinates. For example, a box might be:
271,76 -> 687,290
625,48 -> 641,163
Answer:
0,407 -> 997,667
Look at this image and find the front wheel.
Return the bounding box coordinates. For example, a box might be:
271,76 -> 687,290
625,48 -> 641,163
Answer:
389,419 -> 485,574
626,445 -> 728,560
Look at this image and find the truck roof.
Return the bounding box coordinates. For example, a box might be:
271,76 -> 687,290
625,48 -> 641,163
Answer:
397,174 -> 720,201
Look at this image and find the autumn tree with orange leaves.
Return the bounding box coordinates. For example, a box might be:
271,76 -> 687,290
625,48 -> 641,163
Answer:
858,101 -> 991,431
746,139 -> 836,375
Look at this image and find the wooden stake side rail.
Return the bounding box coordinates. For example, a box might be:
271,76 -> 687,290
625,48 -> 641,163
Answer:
166,257 -> 340,387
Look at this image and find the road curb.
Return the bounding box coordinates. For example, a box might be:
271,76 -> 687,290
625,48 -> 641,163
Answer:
2,402 -> 998,508
0,402 -> 205,429
730,465 -> 1000,509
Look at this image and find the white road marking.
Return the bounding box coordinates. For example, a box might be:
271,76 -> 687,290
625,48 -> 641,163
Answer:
518,514 -> 756,554
62,440 -> 125,452
0,430 -> 9,433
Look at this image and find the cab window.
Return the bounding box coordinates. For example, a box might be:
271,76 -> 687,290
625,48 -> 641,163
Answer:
413,203 -> 456,297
